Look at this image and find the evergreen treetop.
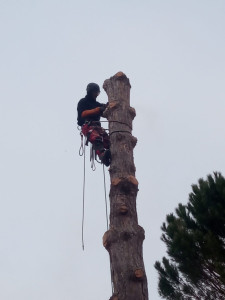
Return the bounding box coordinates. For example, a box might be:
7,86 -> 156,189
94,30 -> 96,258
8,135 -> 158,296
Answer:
155,172 -> 225,300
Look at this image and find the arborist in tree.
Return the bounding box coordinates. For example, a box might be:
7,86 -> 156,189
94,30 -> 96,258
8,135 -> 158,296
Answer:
77,83 -> 111,166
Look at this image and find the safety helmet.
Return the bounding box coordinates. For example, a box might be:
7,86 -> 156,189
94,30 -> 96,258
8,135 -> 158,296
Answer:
86,83 -> 100,94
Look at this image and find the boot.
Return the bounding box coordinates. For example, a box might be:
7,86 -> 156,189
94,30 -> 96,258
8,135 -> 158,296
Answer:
99,149 -> 111,167
93,137 -> 104,152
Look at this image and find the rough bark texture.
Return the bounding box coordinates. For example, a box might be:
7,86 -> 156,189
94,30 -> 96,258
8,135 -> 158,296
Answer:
103,72 -> 149,300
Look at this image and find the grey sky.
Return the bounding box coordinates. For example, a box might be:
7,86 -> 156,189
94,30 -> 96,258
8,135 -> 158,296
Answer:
1,0 -> 225,299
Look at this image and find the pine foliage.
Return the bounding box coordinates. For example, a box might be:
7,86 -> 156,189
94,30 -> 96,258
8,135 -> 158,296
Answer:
155,172 -> 225,299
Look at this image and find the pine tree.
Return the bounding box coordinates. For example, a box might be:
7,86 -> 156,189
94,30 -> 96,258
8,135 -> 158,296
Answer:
155,172 -> 225,300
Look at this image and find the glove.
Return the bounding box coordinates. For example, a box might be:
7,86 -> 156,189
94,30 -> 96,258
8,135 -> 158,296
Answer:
100,104 -> 107,113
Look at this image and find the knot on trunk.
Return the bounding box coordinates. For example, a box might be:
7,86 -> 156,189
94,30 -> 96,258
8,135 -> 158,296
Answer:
131,136 -> 137,148
111,176 -> 138,193
129,107 -> 136,120
102,101 -> 119,118
103,227 -> 144,250
121,230 -> 134,241
137,225 -> 145,241
118,204 -> 129,215
133,268 -> 145,281
103,229 -> 118,250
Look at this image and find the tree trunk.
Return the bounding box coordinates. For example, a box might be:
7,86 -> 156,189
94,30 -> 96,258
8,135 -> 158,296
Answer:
102,72 -> 149,300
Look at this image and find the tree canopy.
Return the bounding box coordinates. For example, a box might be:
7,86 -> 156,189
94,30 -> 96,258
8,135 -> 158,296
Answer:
155,172 -> 225,300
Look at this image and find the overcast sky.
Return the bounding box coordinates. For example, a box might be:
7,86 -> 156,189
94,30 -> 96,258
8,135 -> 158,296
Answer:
1,1 -> 225,299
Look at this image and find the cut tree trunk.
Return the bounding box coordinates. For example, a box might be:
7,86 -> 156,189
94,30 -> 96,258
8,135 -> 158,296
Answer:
102,72 -> 149,300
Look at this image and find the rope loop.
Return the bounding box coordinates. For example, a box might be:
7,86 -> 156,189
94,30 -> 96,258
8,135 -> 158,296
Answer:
90,145 -> 96,171
91,120 -> 132,131
79,132 -> 84,156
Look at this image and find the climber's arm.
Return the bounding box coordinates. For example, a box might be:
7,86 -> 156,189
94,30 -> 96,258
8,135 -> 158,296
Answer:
81,107 -> 102,119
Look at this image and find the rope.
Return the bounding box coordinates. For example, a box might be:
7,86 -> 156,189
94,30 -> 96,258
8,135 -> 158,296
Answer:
79,132 -> 84,156
89,120 -> 132,131
79,128 -> 114,292
103,165 -> 109,230
109,130 -> 131,137
81,140 -> 86,251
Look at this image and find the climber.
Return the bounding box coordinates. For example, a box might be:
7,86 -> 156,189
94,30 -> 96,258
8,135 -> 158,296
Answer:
77,83 -> 111,166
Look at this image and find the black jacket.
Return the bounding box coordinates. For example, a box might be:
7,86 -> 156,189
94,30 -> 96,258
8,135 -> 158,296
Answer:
77,94 -> 104,126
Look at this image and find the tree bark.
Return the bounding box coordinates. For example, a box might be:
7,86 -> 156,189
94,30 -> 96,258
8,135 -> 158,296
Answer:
102,72 -> 149,300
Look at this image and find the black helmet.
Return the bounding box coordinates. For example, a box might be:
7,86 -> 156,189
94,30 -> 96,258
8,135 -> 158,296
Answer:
86,83 -> 100,94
